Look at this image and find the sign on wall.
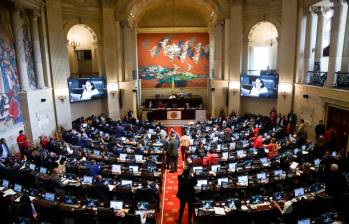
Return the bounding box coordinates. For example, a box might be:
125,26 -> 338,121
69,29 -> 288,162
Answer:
137,33 -> 209,88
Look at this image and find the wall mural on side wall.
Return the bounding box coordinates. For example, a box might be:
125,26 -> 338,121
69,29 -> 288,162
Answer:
137,33 -> 209,88
0,7 -> 23,129
22,13 -> 36,89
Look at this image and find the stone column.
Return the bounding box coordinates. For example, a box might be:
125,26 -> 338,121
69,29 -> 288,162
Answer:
46,0 -> 72,129
229,3 -> 243,115
341,7 -> 349,72
314,7 -> 325,71
295,1 -> 307,84
223,19 -> 230,81
30,15 -> 45,89
214,20 -> 224,80
12,7 -> 29,91
327,0 -> 348,87
303,8 -> 317,83
102,0 -> 120,120
242,38 -> 249,72
39,5 -> 52,88
277,0 -> 298,114
121,20 -> 136,81
115,21 -> 124,83
96,42 -> 105,75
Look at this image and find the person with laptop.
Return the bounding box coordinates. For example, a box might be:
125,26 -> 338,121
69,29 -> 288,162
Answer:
273,191 -> 296,223
176,168 -> 197,224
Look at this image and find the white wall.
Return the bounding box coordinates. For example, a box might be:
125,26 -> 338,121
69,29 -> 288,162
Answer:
70,98 -> 107,121
19,89 -> 56,143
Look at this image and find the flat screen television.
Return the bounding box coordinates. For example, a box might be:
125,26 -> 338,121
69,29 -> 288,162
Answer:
68,77 -> 107,103
240,73 -> 278,98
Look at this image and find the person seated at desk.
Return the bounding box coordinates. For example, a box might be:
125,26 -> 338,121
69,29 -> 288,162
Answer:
92,175 -> 109,202
157,101 -> 166,109
136,181 -> 156,203
228,200 -> 251,224
203,149 -> 219,167
273,191 -> 296,223
88,159 -> 101,177
47,168 -> 65,194
123,201 -> 147,224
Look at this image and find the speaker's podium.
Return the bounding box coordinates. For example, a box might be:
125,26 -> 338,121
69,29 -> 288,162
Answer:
141,97 -> 206,126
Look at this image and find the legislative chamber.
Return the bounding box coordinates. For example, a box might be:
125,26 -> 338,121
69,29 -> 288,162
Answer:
0,0 -> 349,224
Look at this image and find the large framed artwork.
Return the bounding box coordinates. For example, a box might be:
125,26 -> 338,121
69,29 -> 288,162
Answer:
0,7 -> 23,129
137,33 -> 209,88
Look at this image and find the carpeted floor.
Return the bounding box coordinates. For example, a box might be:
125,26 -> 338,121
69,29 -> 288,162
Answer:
161,127 -> 190,224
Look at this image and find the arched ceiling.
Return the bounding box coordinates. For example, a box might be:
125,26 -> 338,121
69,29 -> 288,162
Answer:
116,0 -> 230,27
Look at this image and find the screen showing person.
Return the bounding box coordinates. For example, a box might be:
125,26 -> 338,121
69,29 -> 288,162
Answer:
68,77 -> 107,103
240,74 -> 278,98
80,80 -> 99,100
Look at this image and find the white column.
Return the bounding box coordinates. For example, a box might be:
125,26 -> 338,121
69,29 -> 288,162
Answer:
242,39 -> 249,72
327,0 -> 348,86
223,19 -> 230,81
295,2 -> 307,84
314,7 -> 326,71
96,42 -> 105,75
229,3 -> 243,115
12,8 -> 29,91
214,20 -> 224,80
303,8 -> 317,83
341,7 -> 349,72
31,15 -> 45,89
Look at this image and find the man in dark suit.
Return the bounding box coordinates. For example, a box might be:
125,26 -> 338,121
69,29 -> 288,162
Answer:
0,138 -> 10,160
167,135 -> 179,173
315,120 -> 325,140
177,168 -> 197,224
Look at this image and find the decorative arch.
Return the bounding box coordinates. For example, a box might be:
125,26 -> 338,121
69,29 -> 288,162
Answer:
243,17 -> 281,43
63,20 -> 101,44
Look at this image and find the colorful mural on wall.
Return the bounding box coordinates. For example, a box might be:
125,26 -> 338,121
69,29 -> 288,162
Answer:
137,33 -> 209,88
0,7 -> 23,129
22,13 -> 36,89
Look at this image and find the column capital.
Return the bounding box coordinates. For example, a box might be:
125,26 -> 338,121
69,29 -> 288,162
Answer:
330,0 -> 348,6
214,20 -> 225,27
312,6 -> 326,16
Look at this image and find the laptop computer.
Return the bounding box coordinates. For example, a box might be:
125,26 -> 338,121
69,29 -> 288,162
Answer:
64,195 -> 77,204
39,167 -> 48,174
217,177 -> 229,186
85,198 -> 99,207
121,180 -> 132,187
82,176 -> 93,185
137,201 -> 149,210
201,200 -> 214,209
44,192 -> 55,201
294,187 -> 305,197
112,164 -> 121,173
197,179 -> 208,188
14,183 -> 22,193
110,200 -> 123,210
238,175 -> 248,186
297,218 -> 311,224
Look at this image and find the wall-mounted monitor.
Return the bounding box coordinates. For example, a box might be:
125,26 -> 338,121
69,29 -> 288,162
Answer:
68,77 -> 107,103
240,73 -> 278,98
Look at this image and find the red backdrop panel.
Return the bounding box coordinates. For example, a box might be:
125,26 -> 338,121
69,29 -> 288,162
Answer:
137,33 -> 209,88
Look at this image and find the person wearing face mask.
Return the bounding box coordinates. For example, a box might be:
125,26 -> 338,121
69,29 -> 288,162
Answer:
81,80 -> 99,100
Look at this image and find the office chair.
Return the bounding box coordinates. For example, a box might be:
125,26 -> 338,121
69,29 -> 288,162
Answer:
122,213 -> 142,224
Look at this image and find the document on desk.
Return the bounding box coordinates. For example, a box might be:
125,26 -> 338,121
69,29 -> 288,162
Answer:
241,205 -> 249,211
214,207 -> 225,215
3,189 -> 16,197
108,184 -> 116,191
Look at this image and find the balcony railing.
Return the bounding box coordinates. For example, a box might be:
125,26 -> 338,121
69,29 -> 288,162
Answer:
335,72 -> 349,89
304,71 -> 327,87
